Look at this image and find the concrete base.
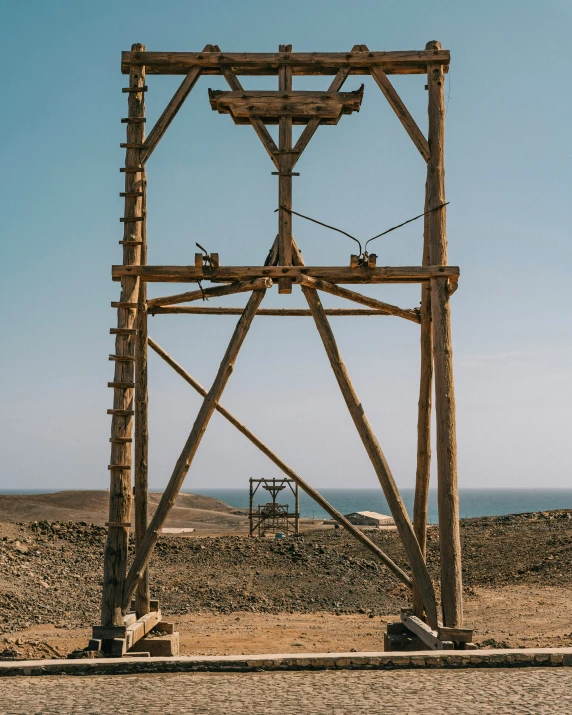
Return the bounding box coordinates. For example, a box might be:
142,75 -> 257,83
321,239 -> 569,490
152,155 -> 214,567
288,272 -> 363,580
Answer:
2,648 -> 572,676
132,632 -> 179,657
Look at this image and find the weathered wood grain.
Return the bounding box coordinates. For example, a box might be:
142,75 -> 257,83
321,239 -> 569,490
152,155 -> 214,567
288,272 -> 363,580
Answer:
121,288 -> 267,611
296,275 -> 420,323
113,265 -> 460,284
148,307 -> 405,316
147,277 -> 272,308
401,613 -> 454,650
301,286 -> 438,628
370,64 -> 429,161
102,43 -> 145,628
134,177 -> 149,618
122,49 -> 451,76
426,40 -> 463,628
412,189 -> 433,619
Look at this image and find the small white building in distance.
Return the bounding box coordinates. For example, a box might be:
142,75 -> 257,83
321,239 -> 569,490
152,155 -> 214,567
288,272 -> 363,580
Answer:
324,511 -> 395,527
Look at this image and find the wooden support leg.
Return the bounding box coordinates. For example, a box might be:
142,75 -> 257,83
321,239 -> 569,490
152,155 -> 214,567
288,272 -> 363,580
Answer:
412,193 -> 433,618
302,286 -> 438,628
431,276 -> 462,626
102,44 -> 146,628
146,336 -> 413,589
427,40 -> 463,627
134,205 -> 150,616
121,287 -> 268,611
278,44 -> 293,294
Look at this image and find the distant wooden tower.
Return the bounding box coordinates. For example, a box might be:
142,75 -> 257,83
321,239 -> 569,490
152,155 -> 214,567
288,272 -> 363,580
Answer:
249,478 -> 300,536
96,41 -> 474,656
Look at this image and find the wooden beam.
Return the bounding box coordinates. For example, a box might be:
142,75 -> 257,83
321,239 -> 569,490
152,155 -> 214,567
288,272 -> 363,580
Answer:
292,64 -> 351,167
426,40 -> 463,628
301,286 -> 438,628
216,51 -> 279,169
278,44 -> 294,294
121,288 -> 267,611
140,42 -> 217,164
147,337 -> 412,589
209,88 -> 363,124
148,307 -> 407,316
110,609 -> 163,657
134,184 -> 150,617
122,49 -> 451,76
400,613 -> 454,650
437,625 -> 474,643
102,43 -> 146,629
369,64 -> 430,162
113,265 -> 460,284
146,277 -> 273,308
412,188 -> 433,619
296,275 -> 420,323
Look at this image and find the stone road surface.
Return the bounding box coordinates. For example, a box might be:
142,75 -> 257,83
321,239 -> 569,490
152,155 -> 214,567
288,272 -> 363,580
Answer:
1,668 -> 571,714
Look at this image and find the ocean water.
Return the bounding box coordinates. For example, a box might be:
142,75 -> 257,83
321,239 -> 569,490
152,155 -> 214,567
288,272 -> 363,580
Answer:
190,488 -> 572,522
1,488 -> 571,523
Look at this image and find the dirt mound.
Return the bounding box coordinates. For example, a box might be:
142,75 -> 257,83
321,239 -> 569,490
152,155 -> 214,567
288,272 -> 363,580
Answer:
0,491 -> 246,527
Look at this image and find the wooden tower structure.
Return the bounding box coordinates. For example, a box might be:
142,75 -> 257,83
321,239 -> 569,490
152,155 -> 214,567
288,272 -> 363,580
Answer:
98,41 -> 472,655
249,478 -> 300,536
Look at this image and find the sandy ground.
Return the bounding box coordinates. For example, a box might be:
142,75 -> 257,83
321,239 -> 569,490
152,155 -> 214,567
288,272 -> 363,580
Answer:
3,584 -> 571,658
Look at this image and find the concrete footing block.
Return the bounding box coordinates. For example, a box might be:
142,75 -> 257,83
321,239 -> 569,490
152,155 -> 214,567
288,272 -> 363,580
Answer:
135,632 -> 179,657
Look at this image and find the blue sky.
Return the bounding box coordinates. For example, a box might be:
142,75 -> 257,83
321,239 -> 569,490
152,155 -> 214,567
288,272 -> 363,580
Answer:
1,0 -> 570,491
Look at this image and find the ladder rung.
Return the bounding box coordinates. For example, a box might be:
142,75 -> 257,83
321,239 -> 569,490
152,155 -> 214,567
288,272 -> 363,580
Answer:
108,382 -> 135,389
120,192 -> 144,197
120,143 -> 144,149
121,117 -> 146,123
110,328 -> 138,335
111,302 -> 138,308
120,217 -> 144,222
120,167 -> 144,173
110,437 -> 132,443
122,86 -> 148,93
107,409 -> 134,416
109,354 -> 136,362
108,465 -> 131,470
119,240 -> 144,245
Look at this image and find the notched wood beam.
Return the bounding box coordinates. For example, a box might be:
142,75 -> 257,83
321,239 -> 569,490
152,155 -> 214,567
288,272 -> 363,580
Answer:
112,265 -> 460,284
297,274 -> 421,323
146,277 -> 272,308
215,49 -> 279,169
121,50 -> 451,76
401,612 -> 454,650
369,63 -> 430,162
140,44 -> 214,164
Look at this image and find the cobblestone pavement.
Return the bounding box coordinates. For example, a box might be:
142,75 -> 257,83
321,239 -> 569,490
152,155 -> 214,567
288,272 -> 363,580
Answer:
1,668 -> 571,714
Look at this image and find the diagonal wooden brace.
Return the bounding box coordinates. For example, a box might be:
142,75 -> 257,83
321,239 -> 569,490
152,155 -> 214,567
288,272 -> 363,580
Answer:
147,336 -> 413,589
297,275 -> 420,323
121,287 -> 267,611
147,277 -> 272,308
301,285 -> 439,629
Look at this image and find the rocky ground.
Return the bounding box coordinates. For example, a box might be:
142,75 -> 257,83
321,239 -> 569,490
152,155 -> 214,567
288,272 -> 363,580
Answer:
1,509 -> 571,659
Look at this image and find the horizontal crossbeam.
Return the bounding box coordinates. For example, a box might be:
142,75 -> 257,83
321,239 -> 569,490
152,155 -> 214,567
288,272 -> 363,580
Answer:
147,307 -> 410,317
113,265 -> 459,284
122,49 -> 450,76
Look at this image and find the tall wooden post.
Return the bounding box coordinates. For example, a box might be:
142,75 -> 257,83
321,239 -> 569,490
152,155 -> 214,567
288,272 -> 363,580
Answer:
294,482 -> 299,534
277,43 -> 293,294
102,44 -> 146,627
134,175 -> 150,617
426,40 -> 463,627
412,191 -> 433,618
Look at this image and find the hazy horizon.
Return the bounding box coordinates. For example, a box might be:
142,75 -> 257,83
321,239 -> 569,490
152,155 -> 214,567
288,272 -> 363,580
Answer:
1,0 -> 570,492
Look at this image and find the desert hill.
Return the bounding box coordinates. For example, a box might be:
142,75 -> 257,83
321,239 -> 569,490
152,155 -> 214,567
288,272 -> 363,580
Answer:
0,490 -> 247,529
